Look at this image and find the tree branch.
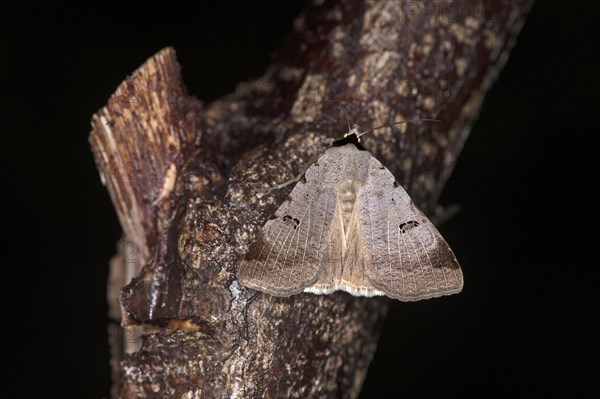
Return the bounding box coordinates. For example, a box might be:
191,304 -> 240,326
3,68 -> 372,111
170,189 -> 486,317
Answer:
89,1 -> 533,397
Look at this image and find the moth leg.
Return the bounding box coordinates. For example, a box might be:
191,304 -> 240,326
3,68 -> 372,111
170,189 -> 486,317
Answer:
251,154 -> 321,193
254,170 -> 306,192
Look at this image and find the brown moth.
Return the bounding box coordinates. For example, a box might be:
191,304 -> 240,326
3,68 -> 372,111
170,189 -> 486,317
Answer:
237,125 -> 463,301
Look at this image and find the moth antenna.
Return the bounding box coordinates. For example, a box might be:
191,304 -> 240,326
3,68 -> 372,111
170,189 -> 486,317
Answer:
356,118 -> 441,138
330,85 -> 353,135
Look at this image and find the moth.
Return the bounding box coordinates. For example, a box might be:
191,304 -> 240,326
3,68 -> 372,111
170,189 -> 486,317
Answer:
237,124 -> 463,301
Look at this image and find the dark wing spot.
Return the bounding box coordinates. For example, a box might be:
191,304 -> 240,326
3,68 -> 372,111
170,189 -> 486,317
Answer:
393,181 -> 400,188
283,215 -> 301,229
399,220 -> 420,233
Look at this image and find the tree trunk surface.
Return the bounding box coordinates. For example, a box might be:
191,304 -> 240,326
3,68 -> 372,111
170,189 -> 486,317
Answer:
89,1 -> 533,398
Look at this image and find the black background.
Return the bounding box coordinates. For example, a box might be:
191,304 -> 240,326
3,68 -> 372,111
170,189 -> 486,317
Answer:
3,1 -> 598,397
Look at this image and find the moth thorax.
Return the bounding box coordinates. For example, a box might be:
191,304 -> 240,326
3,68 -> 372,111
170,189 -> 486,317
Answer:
339,179 -> 358,227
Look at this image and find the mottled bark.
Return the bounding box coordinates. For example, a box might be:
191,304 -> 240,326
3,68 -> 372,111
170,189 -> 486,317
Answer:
89,1 -> 533,398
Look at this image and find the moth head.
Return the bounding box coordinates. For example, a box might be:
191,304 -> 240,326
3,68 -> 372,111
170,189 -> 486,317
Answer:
344,124 -> 362,141
334,119 -> 441,150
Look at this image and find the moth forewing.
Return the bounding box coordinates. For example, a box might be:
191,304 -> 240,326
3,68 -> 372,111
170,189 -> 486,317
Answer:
357,153 -> 463,301
237,150 -> 337,296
